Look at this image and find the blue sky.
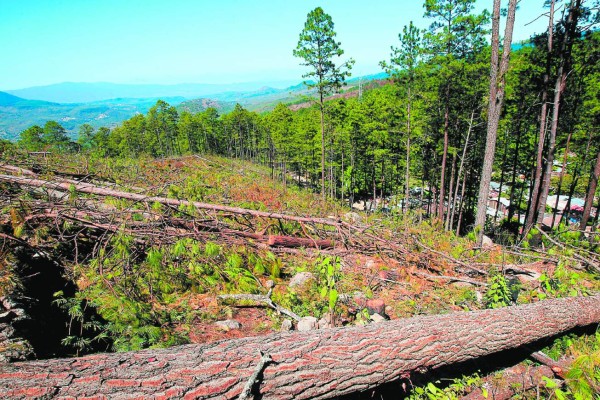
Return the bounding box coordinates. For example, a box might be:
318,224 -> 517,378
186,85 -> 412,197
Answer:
1,0 -> 553,90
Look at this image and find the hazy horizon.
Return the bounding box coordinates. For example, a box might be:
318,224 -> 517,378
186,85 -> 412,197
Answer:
1,1 -> 554,91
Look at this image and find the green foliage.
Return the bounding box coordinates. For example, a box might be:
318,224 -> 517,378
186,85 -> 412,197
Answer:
408,373 -> 484,399
484,270 -> 512,309
18,125 -> 44,151
52,291 -> 108,356
293,7 -> 354,97
543,332 -> 600,400
317,256 -> 340,315
537,263 -> 591,300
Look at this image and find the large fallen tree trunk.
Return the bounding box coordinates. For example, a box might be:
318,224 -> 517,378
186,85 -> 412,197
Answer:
1,295 -> 599,399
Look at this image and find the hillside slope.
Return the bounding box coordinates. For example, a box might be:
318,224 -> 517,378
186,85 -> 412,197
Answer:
0,95 -> 186,140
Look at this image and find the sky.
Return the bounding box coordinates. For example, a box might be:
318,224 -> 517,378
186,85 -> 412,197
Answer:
0,0 -> 554,91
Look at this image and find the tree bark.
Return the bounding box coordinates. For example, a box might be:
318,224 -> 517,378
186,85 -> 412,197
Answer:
536,0 -> 583,227
405,86 -> 412,214
320,93 -> 326,200
438,98 -> 449,219
2,295 -> 600,399
474,0 -> 517,243
525,0 -> 555,232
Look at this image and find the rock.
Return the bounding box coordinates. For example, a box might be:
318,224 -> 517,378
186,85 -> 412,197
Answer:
366,299 -> 386,316
384,305 -> 394,316
297,316 -> 318,331
338,293 -> 351,304
289,272 -> 315,288
318,313 -> 334,329
215,319 -> 241,332
370,313 -> 386,323
265,280 -> 275,289
516,272 -> 541,283
280,319 -> 293,331
482,235 -> 494,248
343,212 -> 362,225
475,291 -> 483,303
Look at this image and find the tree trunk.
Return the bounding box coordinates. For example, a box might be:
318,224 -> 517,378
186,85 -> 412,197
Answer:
580,150 -> 600,230
438,98 -> 449,219
445,152 -> 457,231
561,130 -> 593,227
2,295 -> 600,399
405,87 -> 412,214
525,0 -> 555,232
474,0 -> 517,243
551,132 -> 572,228
451,110 -> 475,231
320,94 -> 326,200
536,0 -> 582,227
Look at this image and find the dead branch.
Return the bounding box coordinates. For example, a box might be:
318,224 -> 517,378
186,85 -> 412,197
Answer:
217,289 -> 301,321
412,271 -> 488,287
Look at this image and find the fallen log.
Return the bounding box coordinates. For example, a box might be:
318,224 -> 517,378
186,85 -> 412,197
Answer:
267,235 -> 334,249
0,174 -> 342,227
1,295 -> 599,399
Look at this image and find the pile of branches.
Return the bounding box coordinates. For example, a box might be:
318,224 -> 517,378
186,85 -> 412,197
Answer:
0,163 -> 487,280
2,161 -> 597,287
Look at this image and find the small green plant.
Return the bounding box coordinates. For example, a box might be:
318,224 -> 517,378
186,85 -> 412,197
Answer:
538,263 -> 590,300
408,373 -> 484,399
317,256 -> 340,322
484,270 -> 511,309
52,291 -> 108,356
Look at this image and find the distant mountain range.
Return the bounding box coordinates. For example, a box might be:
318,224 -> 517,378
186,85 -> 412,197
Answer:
0,73 -> 388,141
0,93 -> 188,141
4,81 -> 301,104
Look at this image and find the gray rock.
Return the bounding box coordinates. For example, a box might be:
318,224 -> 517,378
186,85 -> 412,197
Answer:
265,280 -> 275,289
289,272 -> 315,288
215,319 -> 241,331
280,319 -> 293,331
318,313 -> 334,329
475,291 -> 484,303
297,316 -> 318,331
482,235 -> 494,248
370,313 -> 386,323
343,212 -> 363,225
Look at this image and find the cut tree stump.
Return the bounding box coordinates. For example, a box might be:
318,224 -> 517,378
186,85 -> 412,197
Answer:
1,295 -> 600,399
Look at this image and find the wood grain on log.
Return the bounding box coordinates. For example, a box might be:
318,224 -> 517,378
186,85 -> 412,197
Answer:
1,295 -> 599,399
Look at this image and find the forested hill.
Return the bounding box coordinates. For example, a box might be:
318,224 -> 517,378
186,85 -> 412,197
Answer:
0,75 -> 382,141
0,94 -> 187,141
